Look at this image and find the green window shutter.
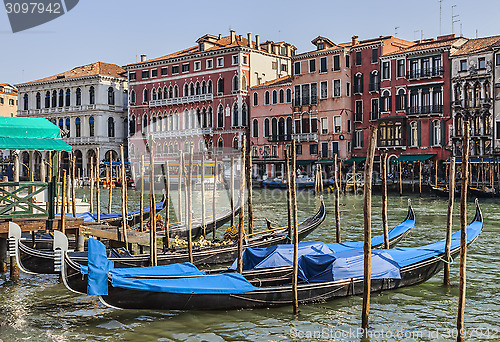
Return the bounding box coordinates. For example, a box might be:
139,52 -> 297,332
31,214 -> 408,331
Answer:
417,121 -> 421,146
441,120 -> 446,145
429,121 -> 434,146
407,122 -> 411,146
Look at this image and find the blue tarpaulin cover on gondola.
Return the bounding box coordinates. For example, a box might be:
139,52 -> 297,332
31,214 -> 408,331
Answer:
87,238 -> 114,296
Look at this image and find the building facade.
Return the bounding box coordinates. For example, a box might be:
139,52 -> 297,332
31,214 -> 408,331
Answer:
16,62 -> 128,175
0,84 -> 17,117
124,31 -> 295,172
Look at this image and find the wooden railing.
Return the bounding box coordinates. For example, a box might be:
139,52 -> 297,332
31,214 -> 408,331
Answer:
0,181 -> 56,219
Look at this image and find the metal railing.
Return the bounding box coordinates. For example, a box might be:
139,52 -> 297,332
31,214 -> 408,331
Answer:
406,105 -> 443,115
407,67 -> 444,79
148,93 -> 214,108
291,133 -> 318,142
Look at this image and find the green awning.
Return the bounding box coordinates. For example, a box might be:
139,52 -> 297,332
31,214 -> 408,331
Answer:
296,159 -> 316,166
394,154 -> 436,162
316,159 -> 334,165
344,157 -> 366,165
0,117 -> 71,151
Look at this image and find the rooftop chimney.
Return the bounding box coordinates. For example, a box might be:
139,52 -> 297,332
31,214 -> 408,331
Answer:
352,35 -> 359,45
140,54 -> 147,62
255,35 -> 260,50
230,30 -> 236,43
247,33 -> 252,48
218,34 -> 222,40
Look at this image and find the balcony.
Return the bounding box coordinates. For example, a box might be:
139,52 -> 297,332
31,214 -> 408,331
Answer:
18,104 -> 124,116
368,82 -> 380,92
267,134 -> 291,143
65,136 -> 125,145
148,94 -> 213,108
406,105 -> 443,116
150,127 -> 213,139
407,67 -> 444,80
291,133 -> 318,142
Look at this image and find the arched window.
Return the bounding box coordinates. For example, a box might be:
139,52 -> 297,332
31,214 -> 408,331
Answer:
184,83 -> 189,96
454,84 -> 462,102
130,115 -> 136,135
381,90 -> 391,112
233,75 -> 239,92
174,85 -> 179,97
271,118 -> 278,140
152,88 -> 157,101
201,81 -> 207,95
143,89 -> 148,103
208,80 -> 213,94
75,117 -> 81,137
217,137 -> 224,152
65,118 -> 71,137
65,89 -> 71,106
36,92 -> 41,109
89,116 -> 95,137
241,76 -> 247,91
264,118 -> 270,137
473,82 -> 481,108
190,82 -> 195,96
286,89 -> 292,103
108,117 -> 115,137
130,90 -> 136,104
272,90 -> 277,104
152,115 -> 157,132
409,121 -> 418,147
45,91 -> 50,108
108,87 -> 115,105
143,115 -> 148,132
252,119 -> 259,138
59,89 -> 64,107
455,114 -> 463,136
208,107 -> 213,127
202,107 -> 207,128
241,103 -> 247,126
279,89 -> 284,104
396,89 -> 406,111
52,90 -> 57,107
217,78 -> 224,93
233,103 -> 239,126
163,86 -> 168,99
196,108 -> 201,128
232,136 -> 239,150
89,86 -> 95,104
196,81 -> 201,95
58,118 -> 63,129
217,105 -> 224,128
157,87 -> 162,100
484,81 -> 491,100
278,118 -> 285,140
253,93 -> 258,106
464,83 -> 472,108
174,111 -> 179,130
76,88 -> 82,106
264,91 -> 270,105
23,94 -> 28,110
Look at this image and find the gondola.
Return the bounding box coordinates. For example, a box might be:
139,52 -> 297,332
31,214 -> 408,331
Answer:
61,200 -> 414,295
7,199 -> 240,275
95,201 -> 482,311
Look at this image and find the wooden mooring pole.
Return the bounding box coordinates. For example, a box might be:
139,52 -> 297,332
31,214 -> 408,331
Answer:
399,161 -> 403,196
107,153 -> 113,213
201,153 -> 206,237
291,139 -> 299,315
120,145 -> 128,247
187,148 -> 194,264
444,157 -> 456,286
362,126 -> 377,334
178,152 -> 183,226
212,158 -> 218,240
285,149 -> 292,243
61,170 -> 66,234
89,157 -> 94,212
230,156 -> 235,228
149,148 -> 157,266
71,155 -> 76,217
381,152 -> 389,249
164,161 -> 170,250
334,153 -> 341,243
457,121 -> 470,342
140,155 -> 145,232
237,137 -> 246,274
96,148 -> 101,222
247,150 -> 254,235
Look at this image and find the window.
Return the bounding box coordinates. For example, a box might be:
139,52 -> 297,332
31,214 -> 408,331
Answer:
206,59 -> 213,69
355,100 -> 363,122
65,118 -> 70,137
143,89 -> 148,103
89,86 -> 95,104
310,144 -> 318,155
281,64 -> 288,72
44,91 -> 50,108
194,61 -> 201,71
381,90 -> 391,112
264,91 -> 270,105
130,115 -> 136,135
309,59 -> 316,73
23,94 -> 28,110
217,57 -> 224,67
217,105 -> 224,128
333,79 -> 341,97
142,70 -> 149,79
421,58 -> 430,76
354,74 -> 363,93
318,43 -> 324,50
151,69 -> 158,77
252,119 -> 258,138
88,116 -> 94,136
108,117 -> 115,137
242,56 -> 248,65
334,116 -> 341,133
382,61 -> 390,79
264,118 -> 270,137
378,120 -> 403,147
460,60 -> 467,72
52,90 -> 57,107
232,55 -> 239,64
242,103 -> 247,127
108,87 -> 115,105
36,92 -> 40,109
320,81 -> 328,99
409,121 -> 419,147
286,89 -> 292,102
478,57 -> 486,70
76,88 -> 81,106
369,72 -> 380,92
272,61 -> 278,70
295,144 -> 302,155
333,55 -> 340,71
396,89 -> 406,111
233,75 -> 240,92
75,117 -> 81,137
347,119 -> 351,133
370,98 -> 379,120
320,57 -> 327,73
397,59 -> 405,78
372,48 -> 378,63
217,78 -> 224,93
354,130 -> 363,148
279,89 -> 284,103
345,54 -> 350,68
129,72 -> 136,81
182,64 -> 190,72
321,117 -> 328,134
430,120 -> 442,146
161,67 -> 168,76
294,61 -> 301,75
496,54 -> 500,66
346,82 -> 351,97
355,51 -> 362,66
253,93 -> 258,106
65,89 -> 70,106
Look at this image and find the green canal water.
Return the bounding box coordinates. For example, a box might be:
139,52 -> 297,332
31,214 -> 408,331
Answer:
0,188 -> 499,341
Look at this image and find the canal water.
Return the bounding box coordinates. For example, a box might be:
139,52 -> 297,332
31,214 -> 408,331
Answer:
0,188 -> 499,341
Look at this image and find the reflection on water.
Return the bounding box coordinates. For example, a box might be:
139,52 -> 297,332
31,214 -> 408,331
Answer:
1,189 -> 499,341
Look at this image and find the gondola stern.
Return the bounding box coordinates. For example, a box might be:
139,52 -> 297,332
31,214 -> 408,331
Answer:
53,230 -> 69,273
472,198 -> 483,224
405,198 -> 415,222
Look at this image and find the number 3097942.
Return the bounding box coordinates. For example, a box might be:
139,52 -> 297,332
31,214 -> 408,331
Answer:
5,2 -> 62,14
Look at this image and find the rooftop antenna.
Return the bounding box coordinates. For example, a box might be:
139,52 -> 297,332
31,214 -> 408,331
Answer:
395,26 -> 400,36
439,0 -> 443,35
475,29 -> 478,38
452,5 -> 460,34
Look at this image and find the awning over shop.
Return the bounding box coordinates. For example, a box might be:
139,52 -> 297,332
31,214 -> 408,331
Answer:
344,157 -> 366,165
448,158 -> 496,164
394,154 -> 436,162
316,159 -> 334,165
0,117 -> 72,151
296,159 -> 316,166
